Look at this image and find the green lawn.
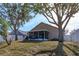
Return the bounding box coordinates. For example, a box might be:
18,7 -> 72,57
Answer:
0,41 -> 79,56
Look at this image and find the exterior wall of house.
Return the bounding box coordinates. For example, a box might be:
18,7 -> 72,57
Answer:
7,35 -> 25,41
30,23 -> 58,40
0,35 -> 26,42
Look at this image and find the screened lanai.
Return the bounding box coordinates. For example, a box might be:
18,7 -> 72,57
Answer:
28,30 -> 49,40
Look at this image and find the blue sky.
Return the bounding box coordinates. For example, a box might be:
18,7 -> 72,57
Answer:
19,13 -> 79,34
19,14 -> 49,31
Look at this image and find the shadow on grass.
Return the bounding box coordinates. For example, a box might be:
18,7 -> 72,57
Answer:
64,44 -> 79,56
32,48 -> 67,56
20,40 -> 45,43
33,42 -> 79,56
68,44 -> 79,50
0,45 -> 9,49
32,43 -> 67,56
33,49 -> 54,56
53,43 -> 67,56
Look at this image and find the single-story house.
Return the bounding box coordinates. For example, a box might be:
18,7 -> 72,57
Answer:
27,22 -> 58,41
7,30 -> 27,41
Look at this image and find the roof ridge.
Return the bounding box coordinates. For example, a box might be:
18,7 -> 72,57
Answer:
30,22 -> 58,31
39,22 -> 58,28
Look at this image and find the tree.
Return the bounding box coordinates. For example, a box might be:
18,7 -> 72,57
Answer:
32,3 -> 79,55
0,3 -> 33,41
0,17 -> 10,45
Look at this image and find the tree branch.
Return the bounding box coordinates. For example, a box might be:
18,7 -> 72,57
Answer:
63,17 -> 71,30
9,24 -> 15,32
54,3 -> 59,19
62,14 -> 68,23
0,5 -> 8,14
43,4 -> 58,25
42,13 -> 56,24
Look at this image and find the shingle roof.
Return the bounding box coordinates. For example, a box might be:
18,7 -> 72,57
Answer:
30,22 -> 58,31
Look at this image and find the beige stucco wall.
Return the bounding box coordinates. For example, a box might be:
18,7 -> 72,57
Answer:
31,23 -> 58,39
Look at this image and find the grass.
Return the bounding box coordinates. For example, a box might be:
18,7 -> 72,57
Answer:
0,41 -> 79,56
0,41 -> 58,56
64,42 -> 79,56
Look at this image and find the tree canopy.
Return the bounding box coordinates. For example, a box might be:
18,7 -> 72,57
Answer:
0,3 -> 35,40
0,3 -> 33,31
32,3 -> 79,30
32,3 -> 79,55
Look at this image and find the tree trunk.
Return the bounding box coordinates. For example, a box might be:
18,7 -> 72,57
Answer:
57,27 -> 64,56
57,20 -> 64,56
15,30 -> 18,41
3,36 -> 11,45
5,38 -> 11,45
14,24 -> 18,41
58,25 -> 64,42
